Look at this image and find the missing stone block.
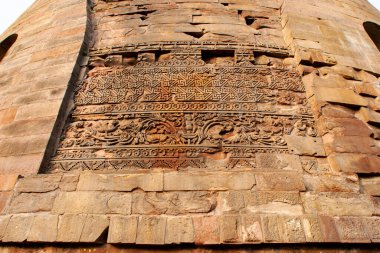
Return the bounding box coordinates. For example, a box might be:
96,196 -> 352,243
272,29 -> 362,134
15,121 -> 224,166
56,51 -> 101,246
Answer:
201,50 -> 235,64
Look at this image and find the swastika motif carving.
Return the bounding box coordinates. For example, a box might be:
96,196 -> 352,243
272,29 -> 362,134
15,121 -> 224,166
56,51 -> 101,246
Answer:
50,47 -> 315,172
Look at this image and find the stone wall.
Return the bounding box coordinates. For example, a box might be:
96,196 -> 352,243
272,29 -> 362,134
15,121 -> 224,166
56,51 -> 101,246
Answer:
0,0 -> 380,250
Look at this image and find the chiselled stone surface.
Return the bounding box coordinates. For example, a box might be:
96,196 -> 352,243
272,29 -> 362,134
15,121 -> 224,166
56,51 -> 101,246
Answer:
15,174 -> 62,193
108,216 -> 138,244
8,192 -> 57,213
165,216 -> 194,244
27,214 -> 58,242
136,216 -> 166,245
80,215 -> 109,242
334,217 -> 370,243
56,214 -> 86,242
193,216 -> 220,245
2,214 -> 34,242
284,136 -> 325,156
328,153 -> 380,173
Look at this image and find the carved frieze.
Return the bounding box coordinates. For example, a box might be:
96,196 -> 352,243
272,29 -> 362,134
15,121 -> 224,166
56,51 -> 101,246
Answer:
50,48 -> 315,172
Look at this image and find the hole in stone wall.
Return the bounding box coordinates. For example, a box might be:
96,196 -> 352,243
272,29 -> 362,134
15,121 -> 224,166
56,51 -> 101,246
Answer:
201,50 -> 234,64
364,21 -> 380,51
0,34 -> 17,62
155,50 -> 171,61
184,31 -> 204,39
245,16 -> 255,26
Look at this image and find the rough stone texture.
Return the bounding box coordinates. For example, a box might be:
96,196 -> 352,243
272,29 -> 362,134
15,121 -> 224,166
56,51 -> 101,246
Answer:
52,191 -> 132,215
164,172 -> 256,191
77,173 -> 164,192
108,216 -> 138,244
27,214 -> 58,242
136,216 -> 167,245
1,0 -> 380,249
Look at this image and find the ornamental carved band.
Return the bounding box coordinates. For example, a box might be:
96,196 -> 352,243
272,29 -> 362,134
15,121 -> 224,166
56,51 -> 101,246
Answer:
50,46 -> 315,172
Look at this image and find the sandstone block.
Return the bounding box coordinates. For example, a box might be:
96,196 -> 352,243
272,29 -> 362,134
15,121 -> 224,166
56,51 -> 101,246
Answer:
315,87 -> 368,107
316,116 -> 372,137
255,172 -> 305,191
193,216 -> 220,245
303,174 -> 359,193
52,191 -> 132,215
0,175 -> 19,191
323,134 -> 379,155
15,174 -> 61,193
56,214 -> 86,242
220,215 -> 240,243
59,173 -> 79,191
302,192 -> 374,216
328,153 -> 380,173
0,192 -> 12,214
2,214 -> 34,242
318,215 -> 340,242
27,214 -> 58,242
279,216 -> 306,243
355,82 -> 380,97
132,191 -> 216,215
164,171 -> 255,191
261,215 -> 282,242
8,191 -> 57,213
216,191 -> 245,214
362,217 -> 380,242
80,215 -> 109,242
356,107 -> 380,125
334,217 -> 370,243
77,173 -> 163,192
361,176 -> 380,196
136,216 -> 166,245
0,215 -> 10,240
108,216 -> 138,244
255,153 -> 302,171
373,197 -> 380,216
244,191 -> 303,215
301,215 -> 323,242
320,104 -> 356,118
165,216 -> 194,244
241,215 -> 263,242
285,135 -> 326,156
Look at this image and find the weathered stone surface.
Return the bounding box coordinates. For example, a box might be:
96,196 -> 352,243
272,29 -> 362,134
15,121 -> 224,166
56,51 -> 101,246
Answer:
136,216 -> 166,245
0,192 -> 12,214
334,217 -> 370,243
56,214 -> 86,242
315,87 -> 368,107
328,153 -> 380,173
357,107 -> 380,125
8,192 -> 57,213
108,216 -> 138,244
316,116 -> 372,137
244,191 -> 303,215
303,174 -> 359,193
15,174 -> 61,193
59,173 -> 79,191
0,215 -> 10,240
302,192 -> 374,216
320,104 -> 356,118
193,216 -> 220,245
27,214 -> 58,242
301,215 -> 324,242
216,191 -> 245,214
0,175 -> 19,191
220,215 -> 240,243
361,176 -> 380,196
80,215 -> 109,242
255,172 -> 305,191
164,172 -> 255,191
52,191 -> 132,215
77,173 -> 163,192
279,216 -> 306,243
261,215 -> 282,242
318,215 -> 340,242
355,82 -> 380,97
241,215 -> 263,242
323,134 -> 379,155
285,136 -> 326,156
255,153 -> 302,171
2,214 -> 34,242
132,191 -> 216,215
362,217 -> 380,243
165,216 -> 194,244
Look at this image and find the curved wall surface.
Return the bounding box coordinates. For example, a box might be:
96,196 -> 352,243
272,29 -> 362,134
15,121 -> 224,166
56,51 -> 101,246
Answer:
0,0 -> 380,251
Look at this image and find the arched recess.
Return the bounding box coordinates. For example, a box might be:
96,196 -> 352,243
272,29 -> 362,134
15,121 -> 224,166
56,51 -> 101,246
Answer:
364,21 -> 380,51
0,34 -> 18,62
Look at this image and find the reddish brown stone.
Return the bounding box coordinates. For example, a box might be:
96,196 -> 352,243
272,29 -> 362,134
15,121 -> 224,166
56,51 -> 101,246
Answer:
0,192 -> 12,214
0,174 -> 19,191
328,153 -> 380,173
316,116 -> 372,137
255,172 -> 305,191
318,215 -> 340,242
334,217 -> 370,243
362,217 -> 380,242
193,216 -> 220,245
323,134 -> 379,155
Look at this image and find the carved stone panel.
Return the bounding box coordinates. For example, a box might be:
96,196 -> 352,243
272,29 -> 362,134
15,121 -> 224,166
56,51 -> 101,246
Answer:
50,47 -> 315,172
